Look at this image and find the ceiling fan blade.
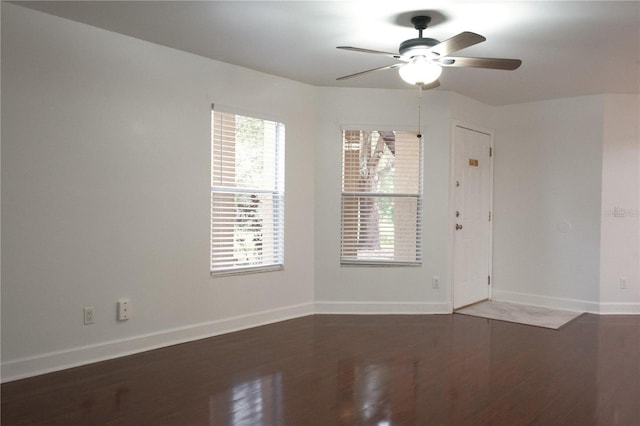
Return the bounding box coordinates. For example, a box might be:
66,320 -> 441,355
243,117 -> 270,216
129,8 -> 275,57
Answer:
431,32 -> 486,57
336,63 -> 402,81
337,46 -> 401,60
439,57 -> 522,70
420,79 -> 441,90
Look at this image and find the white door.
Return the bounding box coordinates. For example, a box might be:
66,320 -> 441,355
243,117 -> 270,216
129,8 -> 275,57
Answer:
452,125 -> 492,309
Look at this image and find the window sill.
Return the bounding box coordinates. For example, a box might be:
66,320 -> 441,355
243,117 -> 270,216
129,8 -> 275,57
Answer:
210,264 -> 284,278
340,261 -> 422,267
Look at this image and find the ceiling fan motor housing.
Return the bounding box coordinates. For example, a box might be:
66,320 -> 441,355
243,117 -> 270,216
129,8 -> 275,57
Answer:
399,38 -> 440,58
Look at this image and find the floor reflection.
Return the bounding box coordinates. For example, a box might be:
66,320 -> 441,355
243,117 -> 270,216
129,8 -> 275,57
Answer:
338,360 -> 418,425
209,373 -> 283,426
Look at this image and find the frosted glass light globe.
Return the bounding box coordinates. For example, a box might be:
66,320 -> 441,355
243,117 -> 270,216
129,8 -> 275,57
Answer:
398,58 -> 442,85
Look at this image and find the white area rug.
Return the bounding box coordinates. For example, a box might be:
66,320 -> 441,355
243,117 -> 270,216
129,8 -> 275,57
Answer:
455,300 -> 583,329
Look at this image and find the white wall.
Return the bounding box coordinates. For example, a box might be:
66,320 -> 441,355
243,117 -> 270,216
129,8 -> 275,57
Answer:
492,96 -> 605,311
450,92 -> 495,129
1,3 -> 316,380
599,95 -> 640,313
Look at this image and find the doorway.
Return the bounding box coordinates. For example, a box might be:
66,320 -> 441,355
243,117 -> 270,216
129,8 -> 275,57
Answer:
451,124 -> 493,310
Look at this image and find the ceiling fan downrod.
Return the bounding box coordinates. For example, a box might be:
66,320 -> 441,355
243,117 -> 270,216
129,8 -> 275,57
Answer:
411,15 -> 431,38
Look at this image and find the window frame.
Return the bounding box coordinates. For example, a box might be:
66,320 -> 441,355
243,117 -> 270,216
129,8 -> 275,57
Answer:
339,126 -> 424,266
210,104 -> 285,277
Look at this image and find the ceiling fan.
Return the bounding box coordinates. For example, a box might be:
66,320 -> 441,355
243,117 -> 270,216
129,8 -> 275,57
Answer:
336,15 -> 522,89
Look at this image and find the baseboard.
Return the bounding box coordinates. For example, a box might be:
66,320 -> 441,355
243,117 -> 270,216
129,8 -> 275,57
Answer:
598,302 -> 640,314
2,302 -> 314,383
314,301 -> 451,314
490,289 -> 600,313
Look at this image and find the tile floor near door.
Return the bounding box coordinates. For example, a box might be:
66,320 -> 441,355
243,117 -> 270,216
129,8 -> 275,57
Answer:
2,313 -> 639,425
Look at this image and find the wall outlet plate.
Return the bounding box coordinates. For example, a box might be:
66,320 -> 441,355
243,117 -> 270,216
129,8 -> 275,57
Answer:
432,276 -> 440,289
117,299 -> 131,321
83,306 -> 95,325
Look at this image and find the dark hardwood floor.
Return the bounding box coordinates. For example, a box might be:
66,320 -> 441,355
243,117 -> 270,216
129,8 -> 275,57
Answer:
2,313 -> 639,425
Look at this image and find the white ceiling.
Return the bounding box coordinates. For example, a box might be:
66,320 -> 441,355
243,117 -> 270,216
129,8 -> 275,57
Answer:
14,1 -> 640,106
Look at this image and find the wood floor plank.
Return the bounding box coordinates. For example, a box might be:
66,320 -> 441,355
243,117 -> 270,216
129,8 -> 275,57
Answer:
2,313 -> 639,425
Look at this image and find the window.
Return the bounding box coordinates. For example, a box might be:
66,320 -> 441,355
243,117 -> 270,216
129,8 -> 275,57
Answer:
210,107 -> 284,275
341,130 -> 422,265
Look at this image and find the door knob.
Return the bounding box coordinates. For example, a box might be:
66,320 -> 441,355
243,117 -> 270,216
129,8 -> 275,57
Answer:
456,224 -> 463,230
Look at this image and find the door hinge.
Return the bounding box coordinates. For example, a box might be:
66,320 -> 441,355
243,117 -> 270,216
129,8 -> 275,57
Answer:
488,275 -> 491,285
489,211 -> 492,222
489,147 -> 493,157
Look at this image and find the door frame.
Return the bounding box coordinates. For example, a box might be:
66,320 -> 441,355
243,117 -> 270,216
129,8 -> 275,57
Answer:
448,120 -> 495,311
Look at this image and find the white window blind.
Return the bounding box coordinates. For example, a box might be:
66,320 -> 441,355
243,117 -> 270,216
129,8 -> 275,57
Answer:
211,108 -> 285,275
341,130 -> 423,264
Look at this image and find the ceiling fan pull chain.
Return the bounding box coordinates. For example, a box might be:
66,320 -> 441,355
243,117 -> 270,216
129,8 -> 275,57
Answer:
417,85 -> 423,140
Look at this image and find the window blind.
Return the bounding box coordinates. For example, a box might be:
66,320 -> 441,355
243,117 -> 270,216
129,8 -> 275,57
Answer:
341,130 -> 422,264
211,109 -> 285,274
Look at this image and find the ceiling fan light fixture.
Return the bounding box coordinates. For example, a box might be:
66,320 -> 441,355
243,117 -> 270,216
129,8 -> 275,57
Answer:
398,57 -> 442,86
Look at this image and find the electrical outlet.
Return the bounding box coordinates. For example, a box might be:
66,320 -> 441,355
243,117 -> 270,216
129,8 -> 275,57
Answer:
620,278 -> 627,289
432,276 -> 440,289
117,299 -> 131,321
84,306 -> 95,325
